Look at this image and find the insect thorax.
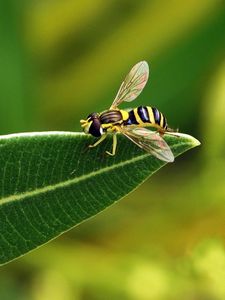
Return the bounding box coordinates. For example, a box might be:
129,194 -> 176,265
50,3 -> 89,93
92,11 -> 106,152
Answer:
100,110 -> 125,124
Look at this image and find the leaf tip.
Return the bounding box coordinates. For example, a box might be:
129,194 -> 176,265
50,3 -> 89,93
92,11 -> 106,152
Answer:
186,134 -> 201,148
169,132 -> 201,148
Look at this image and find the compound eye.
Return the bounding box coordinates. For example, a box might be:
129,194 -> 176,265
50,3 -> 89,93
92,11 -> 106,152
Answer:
87,112 -> 98,119
89,118 -> 102,137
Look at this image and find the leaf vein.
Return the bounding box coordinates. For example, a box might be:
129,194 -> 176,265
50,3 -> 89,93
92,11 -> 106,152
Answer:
0,153 -> 149,207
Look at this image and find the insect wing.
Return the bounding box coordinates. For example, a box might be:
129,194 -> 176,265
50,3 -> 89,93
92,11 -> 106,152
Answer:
110,61 -> 149,109
122,127 -> 174,162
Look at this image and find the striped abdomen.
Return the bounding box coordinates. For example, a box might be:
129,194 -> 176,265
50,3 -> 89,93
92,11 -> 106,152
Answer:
124,105 -> 168,131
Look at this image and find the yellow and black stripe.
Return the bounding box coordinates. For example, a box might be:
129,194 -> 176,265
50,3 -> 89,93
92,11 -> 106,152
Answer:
124,105 -> 167,131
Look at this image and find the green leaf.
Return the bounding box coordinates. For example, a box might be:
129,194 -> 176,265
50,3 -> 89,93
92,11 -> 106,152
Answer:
0,131 -> 200,265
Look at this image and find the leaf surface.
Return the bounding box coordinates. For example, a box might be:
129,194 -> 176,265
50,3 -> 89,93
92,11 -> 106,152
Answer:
0,131 -> 200,265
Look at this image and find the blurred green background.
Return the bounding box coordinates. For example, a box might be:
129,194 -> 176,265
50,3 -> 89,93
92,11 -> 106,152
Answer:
0,0 -> 225,299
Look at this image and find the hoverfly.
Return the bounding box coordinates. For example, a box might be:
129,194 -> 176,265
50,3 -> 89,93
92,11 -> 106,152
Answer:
80,61 -> 175,162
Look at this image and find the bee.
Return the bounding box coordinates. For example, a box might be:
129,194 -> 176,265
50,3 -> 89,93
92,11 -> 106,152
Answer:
80,61 -> 175,162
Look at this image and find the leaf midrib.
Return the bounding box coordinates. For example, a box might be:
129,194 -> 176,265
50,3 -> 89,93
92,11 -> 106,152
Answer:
0,152 -> 149,207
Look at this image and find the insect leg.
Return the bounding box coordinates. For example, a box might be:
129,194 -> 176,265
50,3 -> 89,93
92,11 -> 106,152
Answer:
106,134 -> 117,156
89,134 -> 107,148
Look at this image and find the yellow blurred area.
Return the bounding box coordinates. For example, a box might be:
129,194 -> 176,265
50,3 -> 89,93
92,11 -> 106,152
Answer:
27,0 -> 109,53
27,0 -> 222,124
0,0 -> 225,299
